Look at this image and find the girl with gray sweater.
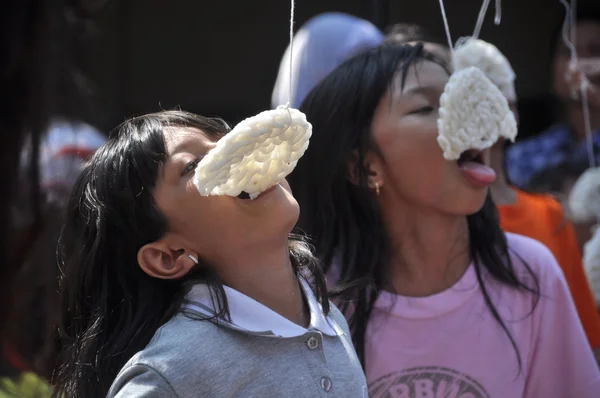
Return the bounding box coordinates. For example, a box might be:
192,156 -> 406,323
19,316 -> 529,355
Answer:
52,111 -> 367,398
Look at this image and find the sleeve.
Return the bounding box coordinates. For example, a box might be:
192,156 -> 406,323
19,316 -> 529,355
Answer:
524,251 -> 600,398
107,364 -> 178,398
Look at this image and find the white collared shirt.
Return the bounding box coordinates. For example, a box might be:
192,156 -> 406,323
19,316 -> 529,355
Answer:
181,277 -> 342,338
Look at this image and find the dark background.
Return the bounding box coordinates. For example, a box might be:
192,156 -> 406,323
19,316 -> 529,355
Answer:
78,0 -> 592,138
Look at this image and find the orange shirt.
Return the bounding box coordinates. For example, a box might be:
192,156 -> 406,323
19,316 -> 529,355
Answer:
497,189 -> 600,349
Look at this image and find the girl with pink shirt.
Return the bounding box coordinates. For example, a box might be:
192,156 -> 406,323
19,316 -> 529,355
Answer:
288,43 -> 600,397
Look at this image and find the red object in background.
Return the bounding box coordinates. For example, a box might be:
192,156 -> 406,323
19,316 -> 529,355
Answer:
2,342 -> 29,372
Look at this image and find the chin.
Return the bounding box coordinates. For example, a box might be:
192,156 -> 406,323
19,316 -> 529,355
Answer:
285,201 -> 301,230
276,191 -> 301,232
450,190 -> 489,216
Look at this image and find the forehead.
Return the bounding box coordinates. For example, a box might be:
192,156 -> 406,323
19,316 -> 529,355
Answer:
406,41 -> 451,65
163,127 -> 214,154
392,60 -> 450,95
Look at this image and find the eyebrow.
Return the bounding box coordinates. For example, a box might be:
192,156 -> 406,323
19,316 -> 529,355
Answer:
170,140 -> 200,156
400,85 -> 442,96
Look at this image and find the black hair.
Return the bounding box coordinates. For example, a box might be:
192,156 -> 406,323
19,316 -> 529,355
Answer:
289,44 -> 540,371
52,110 -> 329,398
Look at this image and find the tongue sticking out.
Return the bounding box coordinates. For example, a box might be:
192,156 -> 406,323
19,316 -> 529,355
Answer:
458,161 -> 497,187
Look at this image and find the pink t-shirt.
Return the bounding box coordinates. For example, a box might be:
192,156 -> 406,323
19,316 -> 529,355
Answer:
344,233 -> 600,397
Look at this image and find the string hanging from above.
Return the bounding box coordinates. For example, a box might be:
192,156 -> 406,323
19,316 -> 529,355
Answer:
286,0 -> 295,108
472,0 -> 502,40
193,0 -> 312,200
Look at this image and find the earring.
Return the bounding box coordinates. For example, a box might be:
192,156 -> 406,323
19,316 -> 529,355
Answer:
375,182 -> 380,196
188,254 -> 199,265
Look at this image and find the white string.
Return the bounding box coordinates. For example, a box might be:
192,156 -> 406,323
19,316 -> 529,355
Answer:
581,81 -> 596,167
558,0 -> 595,168
287,0 -> 295,108
473,0 -> 491,39
559,0 -> 577,65
571,0 -> 577,53
438,0 -> 455,56
494,0 -> 502,25
473,0 -> 502,40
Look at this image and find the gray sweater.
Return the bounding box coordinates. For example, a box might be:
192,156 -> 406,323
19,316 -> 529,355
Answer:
107,282 -> 367,397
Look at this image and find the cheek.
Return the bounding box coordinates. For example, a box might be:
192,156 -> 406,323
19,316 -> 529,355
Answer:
377,119 -> 450,196
157,184 -> 235,239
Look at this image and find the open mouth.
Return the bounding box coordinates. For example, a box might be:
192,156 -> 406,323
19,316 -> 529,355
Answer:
457,149 -> 484,166
236,184 -> 278,200
237,191 -> 251,200
456,149 -> 496,187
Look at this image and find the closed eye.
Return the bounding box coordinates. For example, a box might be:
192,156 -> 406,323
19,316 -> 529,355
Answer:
181,158 -> 201,177
409,106 -> 435,115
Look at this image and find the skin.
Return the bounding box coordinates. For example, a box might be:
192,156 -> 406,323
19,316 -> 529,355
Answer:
364,60 -> 492,297
136,127 -> 309,327
413,41 -> 452,67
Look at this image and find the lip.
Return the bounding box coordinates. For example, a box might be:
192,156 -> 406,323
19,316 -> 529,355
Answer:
247,184 -> 280,200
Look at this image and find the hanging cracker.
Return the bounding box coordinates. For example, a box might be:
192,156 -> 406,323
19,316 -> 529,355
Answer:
435,0 -> 516,161
194,106 -> 311,199
437,66 -> 517,160
453,38 -> 516,102
568,166 -> 600,223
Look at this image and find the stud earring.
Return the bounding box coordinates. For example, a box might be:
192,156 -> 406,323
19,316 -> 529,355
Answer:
188,254 -> 199,265
374,181 -> 380,196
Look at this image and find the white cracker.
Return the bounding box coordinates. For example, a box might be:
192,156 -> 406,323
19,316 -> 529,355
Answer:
453,38 -> 516,102
194,106 -> 312,199
437,66 -> 517,160
568,166 -> 600,223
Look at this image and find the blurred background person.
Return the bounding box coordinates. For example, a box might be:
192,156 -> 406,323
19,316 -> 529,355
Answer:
271,12 -> 383,109
506,7 -> 600,250
506,8 -> 600,194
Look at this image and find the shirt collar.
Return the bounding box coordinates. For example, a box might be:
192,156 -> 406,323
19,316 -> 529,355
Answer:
181,278 -> 342,338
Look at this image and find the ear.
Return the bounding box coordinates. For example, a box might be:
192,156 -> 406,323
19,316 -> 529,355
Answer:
363,149 -> 385,191
347,150 -> 385,189
137,241 -> 198,280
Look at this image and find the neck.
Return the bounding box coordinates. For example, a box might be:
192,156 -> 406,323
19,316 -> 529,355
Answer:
567,105 -> 600,141
216,239 -> 309,327
382,204 -> 471,297
489,147 -> 517,206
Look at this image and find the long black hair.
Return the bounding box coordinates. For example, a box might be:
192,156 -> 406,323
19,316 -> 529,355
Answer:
289,44 -> 540,370
52,110 -> 329,398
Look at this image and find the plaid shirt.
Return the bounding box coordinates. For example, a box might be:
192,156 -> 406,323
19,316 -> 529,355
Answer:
506,124 -> 600,188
